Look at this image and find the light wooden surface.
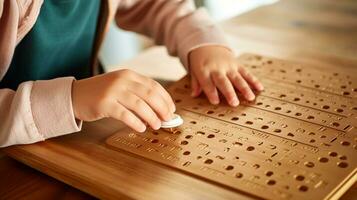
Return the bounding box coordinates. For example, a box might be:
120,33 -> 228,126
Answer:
1,0 -> 357,199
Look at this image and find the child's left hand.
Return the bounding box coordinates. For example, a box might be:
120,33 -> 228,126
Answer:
189,46 -> 264,107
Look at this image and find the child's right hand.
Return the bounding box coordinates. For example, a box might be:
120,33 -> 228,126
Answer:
72,69 -> 176,132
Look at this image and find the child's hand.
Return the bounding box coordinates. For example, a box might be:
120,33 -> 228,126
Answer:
189,46 -> 264,106
72,69 -> 176,132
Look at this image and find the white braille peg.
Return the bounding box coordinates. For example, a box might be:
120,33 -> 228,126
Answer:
161,114 -> 183,129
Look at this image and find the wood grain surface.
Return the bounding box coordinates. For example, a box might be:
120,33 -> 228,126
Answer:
1,0 -> 357,199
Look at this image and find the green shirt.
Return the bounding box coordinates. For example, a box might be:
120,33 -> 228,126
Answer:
0,0 -> 100,90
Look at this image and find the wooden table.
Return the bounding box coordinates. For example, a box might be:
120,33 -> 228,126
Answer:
1,0 -> 357,199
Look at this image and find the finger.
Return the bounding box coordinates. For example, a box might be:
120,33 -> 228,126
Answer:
212,72 -> 239,107
238,67 -> 264,91
118,93 -> 161,130
228,71 -> 255,101
129,81 -> 173,121
134,74 -> 176,114
195,70 -> 219,104
191,74 -> 202,97
107,102 -> 147,132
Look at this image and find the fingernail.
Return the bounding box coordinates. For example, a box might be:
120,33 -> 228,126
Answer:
231,98 -> 239,106
139,125 -> 146,133
211,98 -> 219,105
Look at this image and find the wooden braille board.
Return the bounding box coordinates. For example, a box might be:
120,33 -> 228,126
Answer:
106,54 -> 357,200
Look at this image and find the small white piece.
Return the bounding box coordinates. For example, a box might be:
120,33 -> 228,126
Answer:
161,114 -> 183,128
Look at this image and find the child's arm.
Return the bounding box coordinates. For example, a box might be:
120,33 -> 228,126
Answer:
114,0 -> 264,106
0,1 -> 82,147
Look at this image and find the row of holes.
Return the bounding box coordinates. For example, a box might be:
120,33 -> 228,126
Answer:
254,102 -> 343,128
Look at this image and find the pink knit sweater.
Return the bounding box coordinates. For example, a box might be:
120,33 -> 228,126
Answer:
0,0 -> 229,147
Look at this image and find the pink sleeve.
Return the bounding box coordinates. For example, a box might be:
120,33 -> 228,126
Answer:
0,77 -> 82,147
115,0 -> 232,69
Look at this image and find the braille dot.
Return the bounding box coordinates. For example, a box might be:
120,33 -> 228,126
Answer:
337,162 -> 348,168
298,185 -> 308,192
267,180 -> 276,185
204,159 -> 213,164
183,151 -> 190,155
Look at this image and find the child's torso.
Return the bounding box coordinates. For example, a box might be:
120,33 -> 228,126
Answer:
0,0 -> 100,90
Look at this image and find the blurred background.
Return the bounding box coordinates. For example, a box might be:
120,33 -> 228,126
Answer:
99,0 -> 278,72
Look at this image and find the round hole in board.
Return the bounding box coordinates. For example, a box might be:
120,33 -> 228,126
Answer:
322,105 -> 330,109
315,84 -> 320,88
266,171 -> 274,177
185,135 -> 193,139
319,157 -> 329,163
296,80 -> 302,83
183,151 -> 190,155
341,85 -> 347,89
206,110 -> 214,114
190,121 -> 197,124
343,91 -> 350,96
207,134 -> 215,138
246,146 -> 255,151
180,140 -> 189,145
309,139 -> 316,143
257,102 -> 263,105
246,121 -> 253,125
218,113 -> 225,117
336,108 -> 344,113
286,110 -> 292,113
204,159 -> 213,164
352,107 -> 357,110
295,175 -> 305,181
320,135 -> 326,138
196,131 -> 205,136
275,107 -> 282,110
267,180 -> 276,185
307,115 -> 315,120
333,72 -> 339,76
152,131 -> 159,135
151,139 -> 159,143
304,161 -> 315,168
279,94 -> 286,98
298,185 -> 309,192
287,132 -> 295,137
274,129 -> 282,133
235,172 -> 243,178
231,117 -> 239,121
332,122 -> 340,127
295,112 -> 302,116
296,69 -> 302,72
329,152 -> 338,157
267,60 -> 273,64
197,156 -> 202,160
175,99 -> 182,103
265,105 -> 271,108
225,165 -> 234,170
339,155 -> 347,160
294,97 -> 300,101
353,88 -> 357,92
309,132 -> 315,136
341,141 -> 350,146
261,125 -> 269,129
337,162 -> 348,168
